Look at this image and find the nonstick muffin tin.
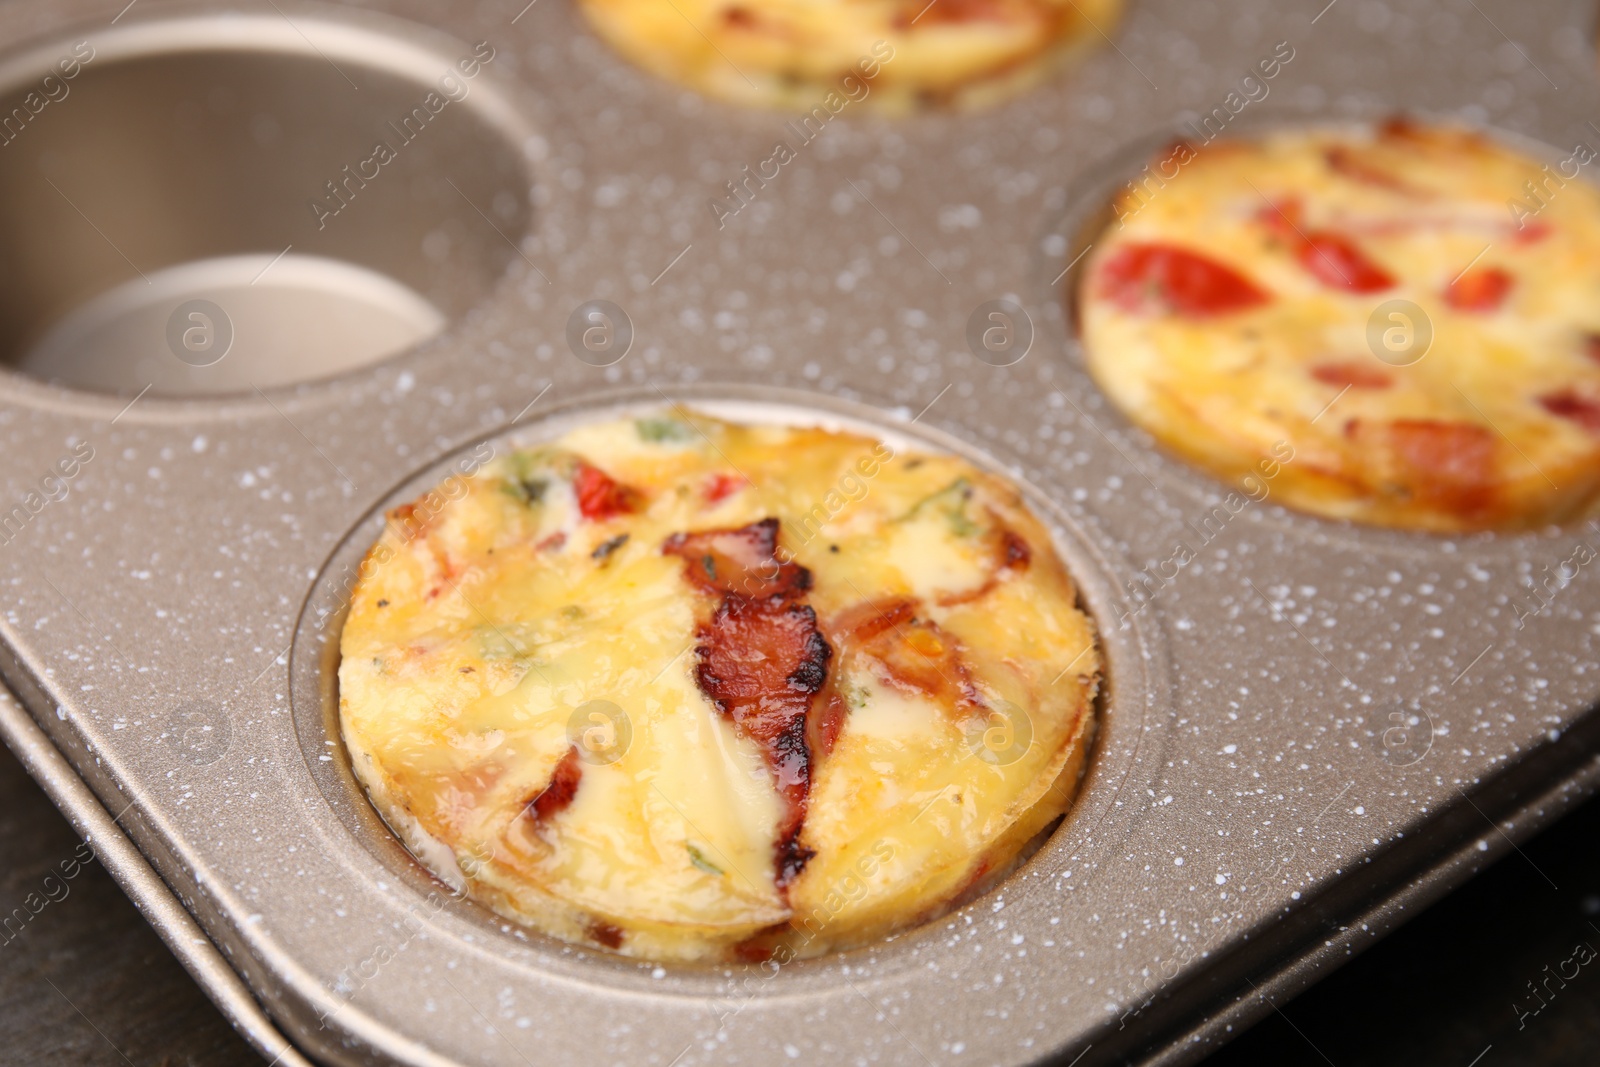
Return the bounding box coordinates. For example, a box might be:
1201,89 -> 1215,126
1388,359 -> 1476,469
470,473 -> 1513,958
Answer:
1,1 -> 1598,1065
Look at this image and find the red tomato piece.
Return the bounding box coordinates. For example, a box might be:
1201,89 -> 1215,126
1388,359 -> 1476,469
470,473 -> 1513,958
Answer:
1539,389 -> 1600,433
1511,221 -> 1552,245
1296,230 -> 1395,292
1310,361 -> 1393,390
1255,197 -> 1306,242
705,472 -> 746,503
1097,243 -> 1271,317
1445,267 -> 1514,312
572,462 -> 636,520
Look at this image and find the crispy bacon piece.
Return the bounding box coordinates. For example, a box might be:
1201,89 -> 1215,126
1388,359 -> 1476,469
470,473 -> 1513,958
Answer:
862,616 -> 987,718
1000,529 -> 1031,569
1539,389 -> 1600,433
1324,144 -> 1425,197
1311,361 -> 1393,390
1585,334 -> 1600,366
1379,115 -> 1427,142
828,597 -> 918,644
936,526 -> 1033,607
1097,243 -> 1272,318
695,598 -> 830,886
526,746 -> 582,821
1386,419 -> 1494,482
1445,267 -> 1514,312
667,519 -> 832,887
900,0 -> 1015,26
1296,230 -> 1395,292
808,692 -> 849,760
572,461 -> 637,521
663,517 -> 810,600
824,597 -> 990,727
588,921 -> 624,949
1351,418 -> 1498,520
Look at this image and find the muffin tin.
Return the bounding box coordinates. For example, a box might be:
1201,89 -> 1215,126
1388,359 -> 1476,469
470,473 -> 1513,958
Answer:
0,0 -> 1597,1064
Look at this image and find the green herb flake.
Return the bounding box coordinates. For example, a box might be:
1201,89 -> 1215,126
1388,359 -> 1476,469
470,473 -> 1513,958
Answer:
900,476 -> 979,536
686,843 -> 725,876
592,533 -> 630,562
635,417 -> 695,444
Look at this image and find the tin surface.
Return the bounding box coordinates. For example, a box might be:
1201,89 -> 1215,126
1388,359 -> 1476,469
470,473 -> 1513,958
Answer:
0,1 -> 1597,1065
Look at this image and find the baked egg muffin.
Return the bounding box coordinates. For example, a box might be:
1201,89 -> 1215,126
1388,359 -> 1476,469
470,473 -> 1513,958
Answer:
1078,120 -> 1600,532
576,0 -> 1124,114
338,411 -> 1099,962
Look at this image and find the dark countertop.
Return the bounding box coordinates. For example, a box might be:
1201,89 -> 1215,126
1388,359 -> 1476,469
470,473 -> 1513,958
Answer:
1,737 -> 1596,1066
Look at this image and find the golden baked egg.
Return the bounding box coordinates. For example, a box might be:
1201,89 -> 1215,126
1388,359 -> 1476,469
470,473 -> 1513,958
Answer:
1078,120 -> 1600,532
575,0 -> 1124,114
338,411 -> 1098,962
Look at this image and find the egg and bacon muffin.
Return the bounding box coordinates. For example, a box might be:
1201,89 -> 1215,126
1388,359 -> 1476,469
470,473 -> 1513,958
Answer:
338,412 -> 1098,962
576,0 -> 1123,113
1079,120 -> 1600,532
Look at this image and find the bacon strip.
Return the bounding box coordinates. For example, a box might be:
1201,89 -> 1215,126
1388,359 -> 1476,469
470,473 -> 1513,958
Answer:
526,746 -> 583,821
808,692 -> 849,761
1539,389 -> 1600,434
864,616 -> 987,718
665,520 -> 831,888
664,517 -> 810,600
1324,145 -> 1428,198
824,596 -> 988,721
696,598 -> 830,885
1311,361 -> 1393,390
588,920 -> 624,949
1349,418 -> 1498,521
828,597 -> 918,644
935,525 -> 1032,607
901,0 -> 1017,26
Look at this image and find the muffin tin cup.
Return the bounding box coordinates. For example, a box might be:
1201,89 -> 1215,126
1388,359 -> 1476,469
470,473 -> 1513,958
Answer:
287,386 -> 1167,1005
0,0 -> 1597,1064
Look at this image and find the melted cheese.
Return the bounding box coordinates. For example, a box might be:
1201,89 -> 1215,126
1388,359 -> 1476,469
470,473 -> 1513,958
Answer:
576,0 -> 1123,114
1080,122 -> 1600,532
340,412 -> 1098,961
